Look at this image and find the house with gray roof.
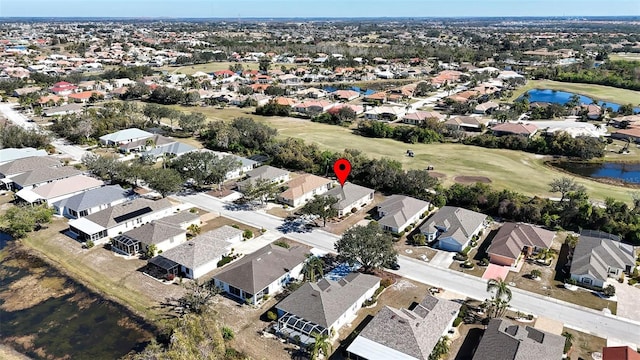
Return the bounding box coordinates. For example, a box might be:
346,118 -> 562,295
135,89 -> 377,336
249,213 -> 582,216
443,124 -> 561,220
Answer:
43,103 -> 84,117
156,211 -> 200,230
99,128 -> 153,146
488,223 -> 556,267
141,141 -> 197,159
53,184 -> 135,219
347,295 -> 461,360
15,175 -> 105,206
148,225 -> 244,279
213,243 -> 310,305
420,206 -> 487,252
0,156 -> 61,188
10,166 -> 82,191
570,230 -> 635,289
276,273 -> 380,345
0,148 -> 48,165
68,198 -> 175,243
236,165 -> 290,193
323,182 -> 375,217
472,318 -> 565,360
111,221 -> 187,256
377,195 -> 430,234
118,134 -> 175,153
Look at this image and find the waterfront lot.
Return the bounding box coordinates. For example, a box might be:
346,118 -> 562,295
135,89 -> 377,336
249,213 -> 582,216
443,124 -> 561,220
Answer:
508,79 -> 640,104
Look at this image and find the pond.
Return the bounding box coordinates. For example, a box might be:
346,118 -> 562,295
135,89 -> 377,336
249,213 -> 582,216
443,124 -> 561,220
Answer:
520,89 -> 640,113
554,161 -> 640,184
0,248 -> 154,359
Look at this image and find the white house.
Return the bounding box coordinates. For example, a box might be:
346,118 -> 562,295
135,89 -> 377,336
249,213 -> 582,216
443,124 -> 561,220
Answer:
111,221 -> 187,256
278,174 -> 333,208
276,273 -> 380,345
99,128 -> 153,146
323,182 -> 375,217
347,295 -> 461,360
15,175 -> 105,206
53,185 -> 135,219
420,206 -> 487,252
68,198 -> 176,244
570,231 -> 635,289
147,225 -> 244,279
236,165 -> 290,193
364,106 -> 407,121
377,195 -> 430,234
213,243 -> 310,305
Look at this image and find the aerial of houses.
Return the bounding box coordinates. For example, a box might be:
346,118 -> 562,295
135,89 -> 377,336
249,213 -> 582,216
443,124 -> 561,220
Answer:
420,206 -> 487,252
52,184 -> 134,218
99,128 -> 154,146
15,174 -> 105,205
275,272 -> 380,345
277,174 -> 333,207
569,230 -> 636,289
213,243 -> 310,305
323,182 -> 375,217
346,295 -> 461,360
487,223 -> 556,267
236,165 -> 290,193
377,195 -> 430,233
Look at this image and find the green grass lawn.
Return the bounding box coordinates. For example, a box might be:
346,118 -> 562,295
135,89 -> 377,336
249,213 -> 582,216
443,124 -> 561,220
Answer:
508,79 -> 640,105
158,106 -> 633,203
608,53 -> 640,62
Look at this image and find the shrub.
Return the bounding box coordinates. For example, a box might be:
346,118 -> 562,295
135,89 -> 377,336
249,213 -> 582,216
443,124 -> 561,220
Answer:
85,240 -> 95,249
231,224 -> 240,229
461,246 -> 472,256
189,208 -> 197,213
412,233 -> 427,246
454,253 -> 468,261
273,240 -> 290,248
453,317 -> 463,327
243,229 -> 253,239
217,255 -> 237,267
267,311 -> 277,321
603,284 -> 616,297
380,278 -> 393,288
262,294 -> 269,301
221,326 -> 235,341
166,273 -> 175,281
479,258 -> 489,266
530,269 -> 542,279
628,278 -> 638,286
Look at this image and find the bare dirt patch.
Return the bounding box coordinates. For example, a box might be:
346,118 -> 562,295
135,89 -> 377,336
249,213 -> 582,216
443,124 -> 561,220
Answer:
428,171 -> 447,179
0,344 -> 31,360
454,175 -> 492,184
0,273 -> 72,311
564,327 -> 606,360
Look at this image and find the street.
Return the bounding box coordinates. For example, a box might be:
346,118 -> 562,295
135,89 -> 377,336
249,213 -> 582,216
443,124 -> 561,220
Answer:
174,192 -> 640,347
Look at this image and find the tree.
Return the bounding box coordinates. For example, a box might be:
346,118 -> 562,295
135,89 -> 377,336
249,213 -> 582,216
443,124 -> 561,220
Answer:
145,168 -> 183,197
0,204 -> 53,238
486,278 -> 512,302
178,112 -> 206,134
182,91 -> 200,106
335,222 -> 397,272
308,333 -> 332,360
302,255 -> 324,283
145,244 -> 158,258
171,152 -> 239,189
536,248 -> 555,265
429,336 -> 450,360
335,106 -> 357,123
143,103 -> 172,124
603,284 -> 616,297
562,331 -> 574,354
259,57 -> 272,73
301,195 -> 339,227
242,177 -> 279,205
530,269 -> 542,279
123,82 -> 150,100
549,177 -> 585,203
187,224 -> 201,237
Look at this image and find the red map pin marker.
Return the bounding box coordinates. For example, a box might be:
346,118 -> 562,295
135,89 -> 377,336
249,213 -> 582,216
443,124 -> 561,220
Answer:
333,158 -> 351,187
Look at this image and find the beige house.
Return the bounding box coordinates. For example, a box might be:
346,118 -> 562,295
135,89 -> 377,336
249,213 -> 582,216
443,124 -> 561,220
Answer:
278,174 -> 333,207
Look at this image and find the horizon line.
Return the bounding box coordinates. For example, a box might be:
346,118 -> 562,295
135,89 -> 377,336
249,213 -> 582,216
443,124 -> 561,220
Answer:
2,15 -> 640,19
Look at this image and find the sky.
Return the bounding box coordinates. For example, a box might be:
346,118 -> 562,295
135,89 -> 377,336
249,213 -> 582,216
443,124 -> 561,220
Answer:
0,0 -> 639,18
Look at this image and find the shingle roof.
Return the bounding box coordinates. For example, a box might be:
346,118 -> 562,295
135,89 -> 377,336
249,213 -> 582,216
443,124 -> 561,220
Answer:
237,165 -> 289,188
324,182 -> 374,211
53,185 -> 132,213
349,295 -> 461,359
157,227 -> 238,270
279,174 -> 332,202
119,221 -> 185,246
472,318 -> 565,360
570,231 -> 635,281
377,195 -> 430,230
491,122 -> 538,135
156,211 -> 200,227
18,175 -> 104,201
420,206 -> 486,246
0,156 -> 61,177
11,166 -> 82,188
487,223 -> 556,261
142,141 -> 197,157
276,273 -> 380,328
79,198 -> 173,228
119,134 -> 175,150
214,243 -> 310,294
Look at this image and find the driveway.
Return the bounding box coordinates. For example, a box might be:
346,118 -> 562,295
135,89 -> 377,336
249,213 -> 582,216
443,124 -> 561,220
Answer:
610,279 -> 640,322
429,250 -> 455,268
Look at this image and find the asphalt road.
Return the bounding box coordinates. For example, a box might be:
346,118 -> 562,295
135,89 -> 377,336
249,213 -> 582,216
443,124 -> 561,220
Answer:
175,192 -> 640,346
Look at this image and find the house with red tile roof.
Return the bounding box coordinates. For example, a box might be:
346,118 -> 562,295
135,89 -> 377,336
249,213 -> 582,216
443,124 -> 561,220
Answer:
293,100 -> 336,114
612,126 -> 640,143
327,104 -> 364,116
213,69 -> 236,78
50,81 -> 77,96
274,97 -> 298,107
364,92 -> 387,104
332,90 -> 360,101
68,91 -> 104,103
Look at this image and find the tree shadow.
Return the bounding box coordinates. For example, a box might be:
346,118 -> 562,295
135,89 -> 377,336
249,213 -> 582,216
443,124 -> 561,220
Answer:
473,229 -> 497,262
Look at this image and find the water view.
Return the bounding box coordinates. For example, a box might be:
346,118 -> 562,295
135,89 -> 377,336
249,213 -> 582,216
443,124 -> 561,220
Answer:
554,162 -> 640,184
0,249 -> 154,360
521,89 -> 640,113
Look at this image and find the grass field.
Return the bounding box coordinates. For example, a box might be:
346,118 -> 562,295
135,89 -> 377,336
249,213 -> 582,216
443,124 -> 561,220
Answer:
158,62 -> 298,75
508,79 -> 640,105
608,53 -> 640,62
160,105 -> 635,202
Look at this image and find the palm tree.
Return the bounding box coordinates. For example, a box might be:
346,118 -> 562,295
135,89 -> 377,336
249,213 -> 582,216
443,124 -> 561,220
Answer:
302,256 -> 324,282
536,248 -> 555,265
486,278 -> 512,302
308,333 -> 332,360
530,269 -> 542,279
187,224 -> 201,237
429,336 -> 450,360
